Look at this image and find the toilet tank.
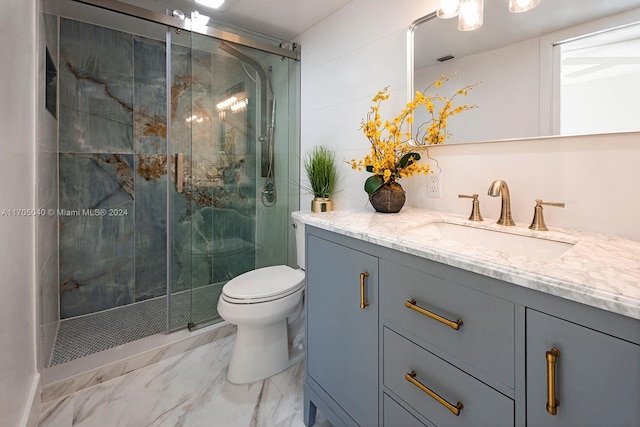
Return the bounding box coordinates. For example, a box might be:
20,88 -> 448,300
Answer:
293,218 -> 305,270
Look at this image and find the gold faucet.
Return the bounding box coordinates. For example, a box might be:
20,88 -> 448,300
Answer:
488,180 -> 515,226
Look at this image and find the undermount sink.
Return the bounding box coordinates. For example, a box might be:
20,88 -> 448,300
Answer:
404,222 -> 575,260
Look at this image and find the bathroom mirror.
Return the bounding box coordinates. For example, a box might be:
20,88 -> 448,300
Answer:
409,0 -> 640,144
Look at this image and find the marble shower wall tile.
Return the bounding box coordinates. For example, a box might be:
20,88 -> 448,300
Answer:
134,36 -> 166,155
188,207 -> 255,287
169,185 -> 192,294
134,154 -> 167,301
168,43 -> 199,293
190,47 -> 215,212
169,42 -> 193,156
56,18 -> 264,317
59,18 -> 134,154
59,153 -> 135,318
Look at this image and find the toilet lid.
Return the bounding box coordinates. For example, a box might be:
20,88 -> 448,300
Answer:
222,265 -> 305,302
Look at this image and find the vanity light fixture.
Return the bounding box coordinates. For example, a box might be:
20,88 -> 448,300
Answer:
438,0 -> 540,31
195,0 -> 225,9
509,0 -> 540,13
437,0 -> 460,19
458,0 -> 483,32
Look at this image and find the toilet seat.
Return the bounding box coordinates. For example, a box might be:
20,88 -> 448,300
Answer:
222,265 -> 305,304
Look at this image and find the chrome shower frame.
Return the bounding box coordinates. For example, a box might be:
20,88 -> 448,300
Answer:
72,0 -> 300,60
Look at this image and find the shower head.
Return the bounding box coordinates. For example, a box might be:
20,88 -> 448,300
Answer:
219,42 -> 273,100
219,42 -> 276,182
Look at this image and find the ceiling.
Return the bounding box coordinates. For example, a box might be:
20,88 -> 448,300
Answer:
119,0 -> 353,40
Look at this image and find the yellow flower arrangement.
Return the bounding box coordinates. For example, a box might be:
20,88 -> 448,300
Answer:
349,75 -> 476,195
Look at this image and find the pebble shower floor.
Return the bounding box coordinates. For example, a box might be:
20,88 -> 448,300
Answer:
49,284 -> 223,366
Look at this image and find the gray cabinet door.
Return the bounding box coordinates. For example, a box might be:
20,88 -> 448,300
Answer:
306,234 -> 379,426
526,309 -> 640,427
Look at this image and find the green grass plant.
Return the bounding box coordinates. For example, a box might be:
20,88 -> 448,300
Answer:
303,145 -> 339,198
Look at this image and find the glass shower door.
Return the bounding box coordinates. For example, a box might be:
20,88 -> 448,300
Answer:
167,31 -> 297,330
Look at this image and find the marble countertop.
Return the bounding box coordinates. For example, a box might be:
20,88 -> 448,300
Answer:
292,208 -> 640,320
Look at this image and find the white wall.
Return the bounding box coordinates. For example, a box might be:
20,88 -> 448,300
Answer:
0,0 -> 39,425
415,37 -> 541,143
298,0 -> 436,210
298,0 -> 640,242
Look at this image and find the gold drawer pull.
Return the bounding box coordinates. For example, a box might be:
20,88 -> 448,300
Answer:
546,347 -> 560,415
405,299 -> 463,330
360,272 -> 370,309
405,371 -> 463,416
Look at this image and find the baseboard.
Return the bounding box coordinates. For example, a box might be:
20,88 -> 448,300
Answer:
20,372 -> 41,427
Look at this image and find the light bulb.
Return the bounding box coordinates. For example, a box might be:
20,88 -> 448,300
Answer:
458,0 -> 483,31
437,0 -> 459,19
509,0 -> 540,13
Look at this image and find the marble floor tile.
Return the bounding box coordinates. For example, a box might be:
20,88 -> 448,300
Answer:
39,335 -> 331,427
39,396 -> 75,427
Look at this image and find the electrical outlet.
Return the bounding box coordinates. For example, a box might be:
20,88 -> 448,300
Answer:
427,174 -> 441,198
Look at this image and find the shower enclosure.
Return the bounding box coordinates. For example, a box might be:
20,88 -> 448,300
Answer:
38,0 -> 300,367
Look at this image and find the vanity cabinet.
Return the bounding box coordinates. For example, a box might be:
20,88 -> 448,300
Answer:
526,309 -> 640,427
302,225 -> 640,427
304,233 -> 379,427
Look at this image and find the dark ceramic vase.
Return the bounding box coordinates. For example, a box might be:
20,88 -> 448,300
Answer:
369,181 -> 405,213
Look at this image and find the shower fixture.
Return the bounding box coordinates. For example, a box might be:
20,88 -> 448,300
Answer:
172,9 -> 185,20
219,42 -> 277,207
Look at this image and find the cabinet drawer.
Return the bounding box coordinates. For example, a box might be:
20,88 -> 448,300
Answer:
384,393 -> 430,427
384,328 -> 514,427
381,260 -> 514,387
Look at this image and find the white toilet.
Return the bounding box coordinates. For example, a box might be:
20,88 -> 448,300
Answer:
217,219 -> 306,384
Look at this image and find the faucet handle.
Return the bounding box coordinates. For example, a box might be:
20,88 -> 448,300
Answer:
539,200 -> 565,208
458,194 -> 483,221
529,199 -> 565,231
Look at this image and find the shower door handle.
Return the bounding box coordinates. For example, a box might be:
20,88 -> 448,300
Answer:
175,153 -> 184,193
